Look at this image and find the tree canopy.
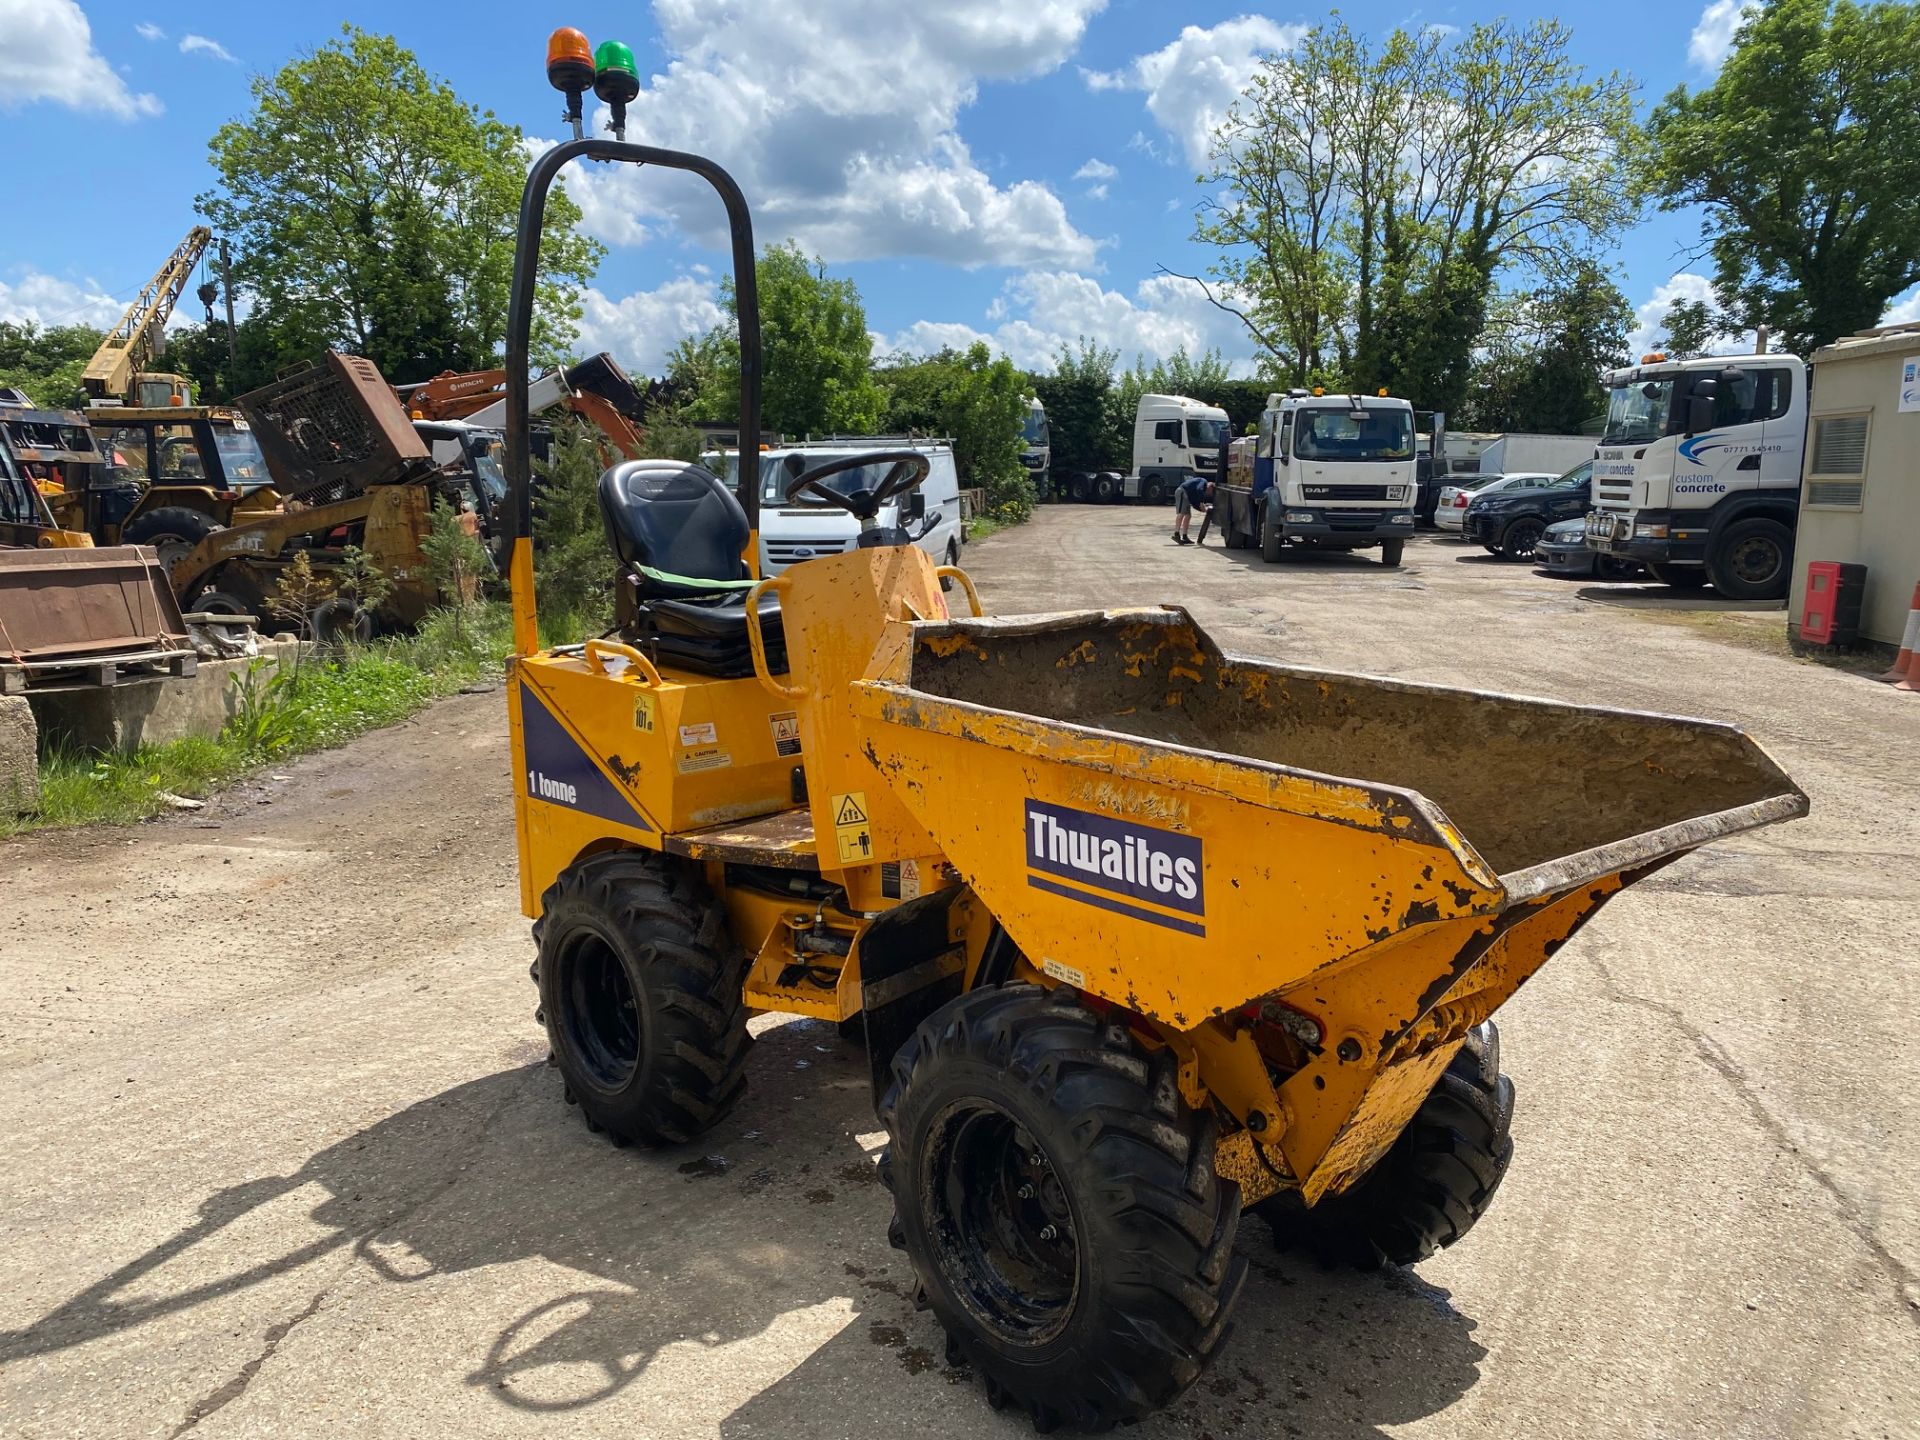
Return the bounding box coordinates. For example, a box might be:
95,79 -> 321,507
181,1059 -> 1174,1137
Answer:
1460,263 -> 1632,432
1646,0 -> 1920,354
674,240 -> 886,438
196,26 -> 602,386
1192,17 -> 1638,413
876,343 -> 1030,518
0,322 -> 102,410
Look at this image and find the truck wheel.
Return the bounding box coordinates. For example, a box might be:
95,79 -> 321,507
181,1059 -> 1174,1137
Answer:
1497,517 -> 1545,559
1380,538 -> 1405,568
1645,562 -> 1708,591
1260,511 -> 1284,564
1262,1022 -> 1514,1269
532,850 -> 751,1146
1223,523 -> 1245,550
123,506 -> 220,576
1142,475 -> 1166,505
1706,516 -> 1793,601
879,984 -> 1246,1432
1092,473 -> 1118,504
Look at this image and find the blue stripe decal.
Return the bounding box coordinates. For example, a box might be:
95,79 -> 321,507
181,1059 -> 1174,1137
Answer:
519,682 -> 654,832
1027,874 -> 1207,937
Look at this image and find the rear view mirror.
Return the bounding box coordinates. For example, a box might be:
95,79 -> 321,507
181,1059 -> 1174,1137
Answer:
904,491 -> 926,522
1687,395 -> 1716,435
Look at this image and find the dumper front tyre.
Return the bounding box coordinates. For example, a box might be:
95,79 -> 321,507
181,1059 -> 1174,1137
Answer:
532,851 -> 751,1147
878,985 -> 1246,1432
1262,1022 -> 1514,1269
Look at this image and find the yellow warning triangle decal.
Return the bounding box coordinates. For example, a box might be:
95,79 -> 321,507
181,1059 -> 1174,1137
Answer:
834,794 -> 868,826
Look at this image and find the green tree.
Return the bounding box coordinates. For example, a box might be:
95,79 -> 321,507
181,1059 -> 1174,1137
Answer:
877,343 -> 1029,517
1462,263 -> 1632,432
1193,18 -> 1638,411
0,322 -> 104,409
1031,338 -> 1117,477
1645,0 -> 1920,353
532,423 -> 618,637
1657,299 -> 1721,360
689,241 -> 885,437
197,26 -> 603,384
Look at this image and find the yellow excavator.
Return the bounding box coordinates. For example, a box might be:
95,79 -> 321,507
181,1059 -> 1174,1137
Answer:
492,30 -> 1806,1433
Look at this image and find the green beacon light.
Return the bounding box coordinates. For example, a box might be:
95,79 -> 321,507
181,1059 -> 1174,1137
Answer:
593,40 -> 640,140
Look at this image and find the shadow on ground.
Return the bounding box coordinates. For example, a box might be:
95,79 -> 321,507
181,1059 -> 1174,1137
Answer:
1,1019 -> 1487,1436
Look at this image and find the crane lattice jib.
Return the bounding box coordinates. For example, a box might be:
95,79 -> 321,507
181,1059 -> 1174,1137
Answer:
82,227 -> 213,401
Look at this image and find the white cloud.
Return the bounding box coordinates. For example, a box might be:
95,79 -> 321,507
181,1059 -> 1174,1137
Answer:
877,269 -> 1260,374
1073,158 -> 1117,182
877,320 -> 996,357
1626,271 -> 1755,356
1085,184 -> 1108,201
179,34 -> 237,63
135,21 -> 164,41
0,268 -> 133,331
1879,287 -> 1920,328
1083,16 -> 1307,167
549,0 -> 1104,270
1689,0 -> 1759,72
0,0 -> 161,119
573,276 -> 728,378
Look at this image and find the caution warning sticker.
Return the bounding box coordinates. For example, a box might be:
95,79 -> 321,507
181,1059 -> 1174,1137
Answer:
831,790 -> 873,865
769,710 -> 802,757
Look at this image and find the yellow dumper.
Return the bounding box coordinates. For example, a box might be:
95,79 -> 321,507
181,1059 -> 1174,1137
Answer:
500,36 -> 1808,1432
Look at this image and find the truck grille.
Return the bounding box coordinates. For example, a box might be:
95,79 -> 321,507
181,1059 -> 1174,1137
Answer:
1301,484 -> 1393,501
1595,483 -> 1633,504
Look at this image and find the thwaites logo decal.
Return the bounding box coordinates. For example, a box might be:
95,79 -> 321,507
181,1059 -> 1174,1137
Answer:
1024,799 -> 1204,936
519,683 -> 653,832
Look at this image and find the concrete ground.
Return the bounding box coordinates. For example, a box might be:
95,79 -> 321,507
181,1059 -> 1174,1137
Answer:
1,512 -> 1915,1439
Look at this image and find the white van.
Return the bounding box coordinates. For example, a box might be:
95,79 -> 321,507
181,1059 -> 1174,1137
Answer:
719,437 -> 965,576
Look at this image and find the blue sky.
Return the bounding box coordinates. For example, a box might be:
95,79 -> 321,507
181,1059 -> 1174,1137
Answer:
4,0 -> 1887,381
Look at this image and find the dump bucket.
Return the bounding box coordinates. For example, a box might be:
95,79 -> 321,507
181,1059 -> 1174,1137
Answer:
852,607 -> 1806,1195
0,545 -> 191,683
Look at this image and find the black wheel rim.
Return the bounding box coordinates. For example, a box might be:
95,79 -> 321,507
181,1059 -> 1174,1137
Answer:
1727,535 -> 1782,587
1508,520 -> 1543,555
559,933 -> 641,1091
922,1099 -> 1079,1347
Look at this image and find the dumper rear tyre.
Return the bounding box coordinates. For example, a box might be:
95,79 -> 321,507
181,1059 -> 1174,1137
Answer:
879,985 -> 1246,1432
532,850 -> 751,1147
1263,1022 -> 1514,1269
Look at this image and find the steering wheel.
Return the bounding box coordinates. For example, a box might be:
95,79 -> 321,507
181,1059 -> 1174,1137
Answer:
781,449 -> 930,522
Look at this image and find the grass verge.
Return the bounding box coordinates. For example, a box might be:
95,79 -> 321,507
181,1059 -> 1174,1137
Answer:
5,603 -> 514,838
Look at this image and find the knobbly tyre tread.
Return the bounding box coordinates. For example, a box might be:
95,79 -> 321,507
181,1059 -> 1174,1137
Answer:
530,850 -> 751,1146
878,984 -> 1247,1433
1262,1020 -> 1515,1270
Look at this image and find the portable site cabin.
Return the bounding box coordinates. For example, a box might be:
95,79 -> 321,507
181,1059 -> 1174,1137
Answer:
1786,325 -> 1920,646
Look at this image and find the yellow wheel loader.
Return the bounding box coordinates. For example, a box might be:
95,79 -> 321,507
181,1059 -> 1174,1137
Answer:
498,35 -> 1808,1433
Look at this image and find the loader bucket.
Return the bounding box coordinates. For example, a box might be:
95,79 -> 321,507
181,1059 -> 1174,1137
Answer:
851,607 -> 1807,1198
0,545 -> 190,669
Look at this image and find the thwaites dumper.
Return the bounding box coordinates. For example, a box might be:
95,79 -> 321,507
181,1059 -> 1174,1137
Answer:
500,34 -> 1808,1433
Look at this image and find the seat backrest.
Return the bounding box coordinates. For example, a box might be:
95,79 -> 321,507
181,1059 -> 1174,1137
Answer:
596,460 -> 751,592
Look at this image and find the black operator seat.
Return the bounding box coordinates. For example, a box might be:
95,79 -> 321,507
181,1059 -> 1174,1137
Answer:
595,459 -> 788,677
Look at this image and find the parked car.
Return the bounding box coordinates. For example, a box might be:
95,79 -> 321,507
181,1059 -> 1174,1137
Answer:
1462,461 -> 1594,558
1434,472 -> 1556,533
1535,516 -> 1644,580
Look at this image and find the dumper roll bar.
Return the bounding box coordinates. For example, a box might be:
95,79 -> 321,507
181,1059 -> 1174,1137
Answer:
503,137 -> 762,655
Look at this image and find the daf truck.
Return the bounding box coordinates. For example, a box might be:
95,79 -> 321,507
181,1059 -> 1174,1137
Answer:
1215,389 -> 1418,566
1585,351 -> 1805,600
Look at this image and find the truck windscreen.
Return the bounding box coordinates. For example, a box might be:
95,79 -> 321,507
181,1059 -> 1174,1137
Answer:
1293,409 -> 1413,461
1022,412 -> 1049,444
1601,379 -> 1673,446
1185,418 -> 1229,450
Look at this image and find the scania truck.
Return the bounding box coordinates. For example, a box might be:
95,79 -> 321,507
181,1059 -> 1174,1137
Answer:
1215,389 -> 1418,566
1585,351 -> 1805,600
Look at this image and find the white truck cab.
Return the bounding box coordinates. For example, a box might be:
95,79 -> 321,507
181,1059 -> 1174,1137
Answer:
1233,391 -> 1417,566
1020,398 -> 1050,496
716,437 -> 965,576
1587,351 -> 1805,599
1129,394 -> 1231,503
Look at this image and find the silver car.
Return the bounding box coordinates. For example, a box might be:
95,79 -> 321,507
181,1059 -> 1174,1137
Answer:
1434,472 -> 1558,532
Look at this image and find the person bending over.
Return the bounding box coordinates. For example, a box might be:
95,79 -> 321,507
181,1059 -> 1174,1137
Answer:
1172,474 -> 1212,545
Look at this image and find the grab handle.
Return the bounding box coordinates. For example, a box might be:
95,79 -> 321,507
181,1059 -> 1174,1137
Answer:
935,566 -> 983,618
745,575 -> 805,700
583,639 -> 663,686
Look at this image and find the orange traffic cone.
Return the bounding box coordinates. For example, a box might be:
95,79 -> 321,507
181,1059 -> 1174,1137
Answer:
1880,580 -> 1920,683
1898,645 -> 1920,693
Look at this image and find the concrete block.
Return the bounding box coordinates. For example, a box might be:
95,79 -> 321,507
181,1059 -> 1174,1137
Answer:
27,640 -> 306,756
0,694 -> 38,814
